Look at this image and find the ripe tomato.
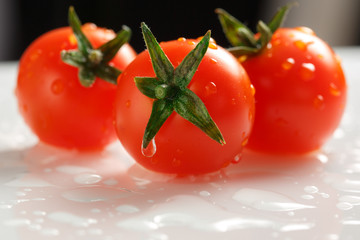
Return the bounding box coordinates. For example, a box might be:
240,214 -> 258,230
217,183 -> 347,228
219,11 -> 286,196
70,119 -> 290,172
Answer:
243,27 -> 347,154
217,7 -> 347,154
114,27 -> 255,174
16,23 -> 136,150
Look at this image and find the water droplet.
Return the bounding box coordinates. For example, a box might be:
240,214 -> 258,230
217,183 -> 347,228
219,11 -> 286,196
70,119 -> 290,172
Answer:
313,95 -> 325,110
68,34 -> 77,46
233,188 -> 315,211
30,49 -> 42,61
210,58 -> 218,64
205,82 -> 217,96
125,100 -> 131,108
329,82 -> 341,96
74,173 -> 102,185
250,84 -> 255,96
336,202 -> 353,211
172,158 -> 181,167
116,204 -> 140,213
294,40 -> 313,51
232,153 -> 242,163
209,42 -> 218,50
304,186 -> 319,194
187,40 -> 195,45
241,137 -> 249,147
238,55 -> 247,62
281,58 -> 295,70
177,37 -> 186,42
199,191 -> 211,197
51,79 -> 64,95
3,218 -> 31,227
301,194 -> 315,200
141,138 -> 157,158
300,63 -> 315,81
103,178 -> 118,186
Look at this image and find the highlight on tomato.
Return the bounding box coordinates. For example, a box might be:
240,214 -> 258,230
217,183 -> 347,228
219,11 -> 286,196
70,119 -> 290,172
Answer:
216,5 -> 347,154
16,7 -> 136,151
114,23 -> 255,175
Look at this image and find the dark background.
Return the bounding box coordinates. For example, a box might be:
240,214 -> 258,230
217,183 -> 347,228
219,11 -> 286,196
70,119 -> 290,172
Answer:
0,0 -> 264,60
0,0 -> 359,61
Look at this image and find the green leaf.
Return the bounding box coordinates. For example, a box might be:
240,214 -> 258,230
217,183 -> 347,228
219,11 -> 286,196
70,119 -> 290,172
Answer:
143,99 -> 173,148
174,89 -> 225,145
98,25 -> 132,63
134,77 -> 159,99
68,6 -> 93,55
267,4 -> 293,33
228,46 -> 259,57
141,22 -> 174,83
61,50 -> 86,67
94,64 -> 121,85
174,30 -> 210,89
256,20 -> 272,48
79,67 -> 96,87
215,8 -> 256,48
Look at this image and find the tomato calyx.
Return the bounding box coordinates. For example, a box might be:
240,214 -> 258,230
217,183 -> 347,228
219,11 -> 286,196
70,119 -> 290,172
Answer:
135,22 -> 225,151
216,3 -> 293,57
61,6 -> 132,87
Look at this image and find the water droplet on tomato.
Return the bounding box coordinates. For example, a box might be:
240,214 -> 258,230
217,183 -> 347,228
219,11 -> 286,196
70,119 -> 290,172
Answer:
177,37 -> 186,42
205,82 -> 217,96
172,158 -> 181,167
51,79 -> 64,95
187,40 -> 195,46
209,42 -> 218,50
241,137 -> 249,147
238,55 -> 247,62
232,153 -> 242,163
281,58 -> 295,70
294,40 -> 313,51
313,95 -> 325,110
210,58 -> 217,64
30,49 -> 42,61
250,84 -> 256,96
141,138 -> 157,158
125,100 -> 131,108
68,34 -> 77,46
329,83 -> 341,96
300,63 -> 315,81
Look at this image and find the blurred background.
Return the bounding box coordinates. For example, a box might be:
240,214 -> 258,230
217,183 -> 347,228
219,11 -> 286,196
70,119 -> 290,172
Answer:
0,0 -> 359,61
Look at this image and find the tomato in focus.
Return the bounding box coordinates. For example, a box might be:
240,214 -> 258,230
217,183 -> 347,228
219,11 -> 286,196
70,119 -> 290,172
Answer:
16,23 -> 137,150
243,27 -> 347,154
114,37 -> 255,174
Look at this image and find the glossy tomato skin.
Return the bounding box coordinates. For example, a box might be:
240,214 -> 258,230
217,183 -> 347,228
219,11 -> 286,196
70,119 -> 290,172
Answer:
243,27 -> 347,154
114,38 -> 255,174
16,23 -> 137,151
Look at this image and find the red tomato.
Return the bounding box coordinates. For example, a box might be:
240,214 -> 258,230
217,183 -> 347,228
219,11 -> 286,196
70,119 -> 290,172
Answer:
16,23 -> 137,150
243,27 -> 347,154
114,38 -> 255,174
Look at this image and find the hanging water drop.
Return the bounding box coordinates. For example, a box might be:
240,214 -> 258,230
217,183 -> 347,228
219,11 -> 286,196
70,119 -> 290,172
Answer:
141,138 -> 157,157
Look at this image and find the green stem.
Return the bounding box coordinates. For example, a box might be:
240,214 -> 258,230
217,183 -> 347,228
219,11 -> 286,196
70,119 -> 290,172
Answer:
216,4 -> 293,57
61,6 -> 132,87
136,23 -> 225,151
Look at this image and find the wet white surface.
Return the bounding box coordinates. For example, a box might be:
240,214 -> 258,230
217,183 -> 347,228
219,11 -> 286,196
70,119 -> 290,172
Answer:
0,47 -> 359,239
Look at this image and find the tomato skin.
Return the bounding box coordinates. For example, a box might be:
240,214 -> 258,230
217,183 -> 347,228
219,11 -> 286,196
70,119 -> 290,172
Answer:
114,39 -> 255,174
243,27 -> 347,154
16,24 -> 137,151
